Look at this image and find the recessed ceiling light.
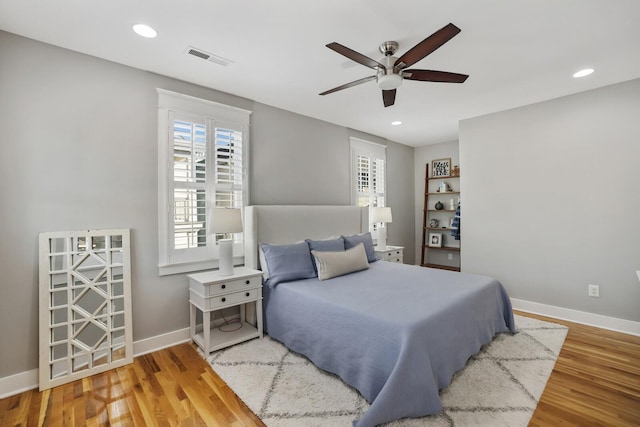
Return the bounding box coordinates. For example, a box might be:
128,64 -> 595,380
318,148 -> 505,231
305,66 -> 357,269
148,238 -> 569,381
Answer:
133,24 -> 157,38
573,68 -> 594,78
391,121 -> 402,126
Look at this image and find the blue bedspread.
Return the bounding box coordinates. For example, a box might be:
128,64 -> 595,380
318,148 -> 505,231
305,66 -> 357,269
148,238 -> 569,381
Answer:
262,261 -> 515,427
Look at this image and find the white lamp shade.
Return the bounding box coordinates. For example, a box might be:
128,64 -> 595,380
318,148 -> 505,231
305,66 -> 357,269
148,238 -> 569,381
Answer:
371,207 -> 393,223
210,208 -> 243,234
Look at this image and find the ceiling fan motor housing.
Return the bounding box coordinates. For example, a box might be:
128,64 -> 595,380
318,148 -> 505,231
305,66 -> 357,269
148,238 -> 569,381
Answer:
379,41 -> 399,56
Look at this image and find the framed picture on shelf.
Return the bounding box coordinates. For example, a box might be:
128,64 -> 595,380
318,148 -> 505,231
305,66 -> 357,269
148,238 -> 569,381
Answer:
428,232 -> 442,248
432,158 -> 451,177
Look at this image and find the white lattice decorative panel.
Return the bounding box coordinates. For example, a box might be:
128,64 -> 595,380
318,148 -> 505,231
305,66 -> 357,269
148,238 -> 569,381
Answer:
38,229 -> 133,390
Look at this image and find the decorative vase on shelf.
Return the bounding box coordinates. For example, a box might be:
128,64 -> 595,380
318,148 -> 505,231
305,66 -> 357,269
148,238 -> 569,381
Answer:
435,201 -> 444,210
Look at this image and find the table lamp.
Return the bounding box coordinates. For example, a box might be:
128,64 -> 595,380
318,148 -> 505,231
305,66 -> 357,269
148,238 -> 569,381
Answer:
371,207 -> 392,249
210,208 -> 243,276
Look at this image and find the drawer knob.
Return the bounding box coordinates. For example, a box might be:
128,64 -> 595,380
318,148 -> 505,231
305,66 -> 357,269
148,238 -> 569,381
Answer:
221,297 -> 226,302
221,284 -> 226,289
245,280 -> 250,285
245,292 -> 250,297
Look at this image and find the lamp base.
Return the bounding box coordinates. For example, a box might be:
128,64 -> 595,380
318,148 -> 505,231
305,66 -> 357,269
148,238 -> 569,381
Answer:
218,239 -> 234,276
376,227 -> 387,250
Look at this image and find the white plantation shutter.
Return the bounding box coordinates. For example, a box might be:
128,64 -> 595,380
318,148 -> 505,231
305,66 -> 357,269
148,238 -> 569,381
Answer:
213,127 -> 244,244
356,155 -> 370,208
369,156 -> 386,208
213,127 -> 243,207
350,137 -> 387,230
355,155 -> 385,208
158,89 -> 251,275
172,117 -> 207,251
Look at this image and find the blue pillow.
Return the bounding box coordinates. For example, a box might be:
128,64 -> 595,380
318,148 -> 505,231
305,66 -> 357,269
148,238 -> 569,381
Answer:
259,242 -> 317,286
305,237 -> 345,272
342,232 -> 378,263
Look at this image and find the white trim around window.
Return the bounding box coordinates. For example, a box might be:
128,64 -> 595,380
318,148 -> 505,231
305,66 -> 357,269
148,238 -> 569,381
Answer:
157,89 -> 251,276
349,137 -> 387,231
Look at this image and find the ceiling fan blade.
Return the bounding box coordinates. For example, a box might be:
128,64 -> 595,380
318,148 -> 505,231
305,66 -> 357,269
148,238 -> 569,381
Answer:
394,23 -> 461,69
382,89 -> 396,107
326,42 -> 385,70
403,69 -> 469,83
319,75 -> 377,96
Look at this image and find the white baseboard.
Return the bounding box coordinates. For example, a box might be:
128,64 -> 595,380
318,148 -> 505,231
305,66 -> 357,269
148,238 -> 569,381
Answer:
133,327 -> 191,357
0,369 -> 39,400
0,327 -> 191,400
511,298 -> 640,336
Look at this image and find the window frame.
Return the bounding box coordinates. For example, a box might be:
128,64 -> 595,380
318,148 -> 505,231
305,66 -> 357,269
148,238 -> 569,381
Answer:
157,89 -> 251,276
349,137 -> 387,231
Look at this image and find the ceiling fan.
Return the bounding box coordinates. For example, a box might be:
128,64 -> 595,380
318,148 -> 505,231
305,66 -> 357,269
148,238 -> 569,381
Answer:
319,23 -> 469,107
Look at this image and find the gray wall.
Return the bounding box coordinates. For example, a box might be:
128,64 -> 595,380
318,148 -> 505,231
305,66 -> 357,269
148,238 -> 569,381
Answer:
460,78 -> 640,322
251,103 -> 350,205
0,31 -> 415,379
251,104 -> 416,263
384,134 -> 415,263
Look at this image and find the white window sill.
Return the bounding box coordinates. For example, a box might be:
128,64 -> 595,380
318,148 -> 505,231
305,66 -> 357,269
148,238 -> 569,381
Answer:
158,256 -> 244,276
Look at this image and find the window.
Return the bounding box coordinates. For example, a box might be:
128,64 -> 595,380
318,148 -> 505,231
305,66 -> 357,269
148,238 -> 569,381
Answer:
350,137 -> 387,230
157,89 -> 251,275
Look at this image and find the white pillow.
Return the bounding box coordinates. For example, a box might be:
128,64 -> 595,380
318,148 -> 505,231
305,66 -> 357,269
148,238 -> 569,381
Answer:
311,242 -> 369,281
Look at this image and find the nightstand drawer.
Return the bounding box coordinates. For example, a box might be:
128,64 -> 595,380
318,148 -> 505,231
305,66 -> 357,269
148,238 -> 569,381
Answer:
375,246 -> 404,264
384,254 -> 403,263
190,287 -> 262,310
382,250 -> 402,259
189,275 -> 261,297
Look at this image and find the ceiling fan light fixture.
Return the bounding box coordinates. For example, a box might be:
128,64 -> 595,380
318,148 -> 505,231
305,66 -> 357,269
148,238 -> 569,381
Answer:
378,73 -> 403,90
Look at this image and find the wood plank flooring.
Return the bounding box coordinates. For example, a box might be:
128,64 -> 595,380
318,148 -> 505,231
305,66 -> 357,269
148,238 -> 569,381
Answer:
0,343 -> 264,427
1,311 -> 638,426
525,311 -> 640,426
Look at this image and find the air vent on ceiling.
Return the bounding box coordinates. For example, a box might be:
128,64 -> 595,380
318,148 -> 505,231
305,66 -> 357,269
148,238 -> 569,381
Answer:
185,46 -> 233,67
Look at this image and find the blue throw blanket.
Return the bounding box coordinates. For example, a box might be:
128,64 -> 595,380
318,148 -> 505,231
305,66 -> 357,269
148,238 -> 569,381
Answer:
262,262 -> 515,426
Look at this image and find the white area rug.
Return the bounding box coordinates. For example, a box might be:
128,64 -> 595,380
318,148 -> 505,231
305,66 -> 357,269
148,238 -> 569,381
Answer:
204,315 -> 568,426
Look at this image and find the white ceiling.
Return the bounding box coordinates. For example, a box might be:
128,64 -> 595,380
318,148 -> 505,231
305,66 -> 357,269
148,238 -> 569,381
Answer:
1,0 -> 639,147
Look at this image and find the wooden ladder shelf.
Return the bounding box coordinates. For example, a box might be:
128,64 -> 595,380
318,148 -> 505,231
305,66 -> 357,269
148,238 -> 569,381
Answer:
420,163 -> 461,271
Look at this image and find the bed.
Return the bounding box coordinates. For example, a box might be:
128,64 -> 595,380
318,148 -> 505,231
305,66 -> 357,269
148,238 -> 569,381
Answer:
245,205 -> 515,427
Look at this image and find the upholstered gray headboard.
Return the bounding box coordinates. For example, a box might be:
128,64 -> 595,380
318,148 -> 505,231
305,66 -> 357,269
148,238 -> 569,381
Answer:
244,205 -> 369,270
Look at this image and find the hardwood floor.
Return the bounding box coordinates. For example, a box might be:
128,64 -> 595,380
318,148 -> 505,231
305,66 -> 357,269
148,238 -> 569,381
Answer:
0,343 -> 264,427
1,311 -> 638,426
524,311 -> 640,426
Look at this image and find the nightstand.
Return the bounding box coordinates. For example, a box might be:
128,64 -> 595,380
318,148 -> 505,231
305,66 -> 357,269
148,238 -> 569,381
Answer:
187,267 -> 263,354
375,245 -> 404,263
